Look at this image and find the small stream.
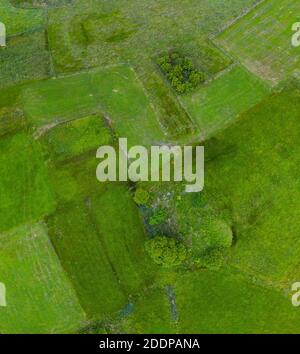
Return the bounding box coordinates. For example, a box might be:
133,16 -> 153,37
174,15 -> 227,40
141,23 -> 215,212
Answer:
166,285 -> 178,322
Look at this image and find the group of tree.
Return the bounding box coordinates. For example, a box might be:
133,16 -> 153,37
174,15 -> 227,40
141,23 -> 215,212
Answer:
157,51 -> 206,94
133,188 -> 233,271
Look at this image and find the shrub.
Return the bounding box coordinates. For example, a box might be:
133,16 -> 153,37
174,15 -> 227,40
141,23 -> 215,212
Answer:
134,188 -> 150,205
157,51 -> 206,94
149,209 -> 168,226
145,236 -> 187,268
198,248 -> 224,270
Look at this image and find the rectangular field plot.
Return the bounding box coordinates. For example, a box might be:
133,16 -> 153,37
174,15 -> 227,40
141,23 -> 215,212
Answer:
89,184 -> 155,295
217,0 -> 300,85
0,132 -> 55,232
180,65 -> 270,139
21,73 -> 99,127
41,114 -> 111,162
47,184 -> 153,320
91,66 -> 165,147
47,201 -> 127,320
203,89 -> 300,281
0,30 -> 51,89
175,269 -> 300,334
0,222 -> 85,333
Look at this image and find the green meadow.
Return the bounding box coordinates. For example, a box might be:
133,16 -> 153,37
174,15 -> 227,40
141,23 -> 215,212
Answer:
175,268 -> 300,334
0,0 -> 45,36
0,132 -> 55,232
217,0 -> 300,85
0,222 -> 85,333
181,65 -> 270,139
203,89 -> 300,283
1,0 -> 300,334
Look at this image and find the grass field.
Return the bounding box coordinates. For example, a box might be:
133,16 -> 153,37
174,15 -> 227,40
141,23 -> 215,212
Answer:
0,0 -> 45,36
217,0 -> 300,85
0,132 -> 55,232
89,185 -> 155,295
21,65 -> 165,145
0,30 -> 51,88
47,0 -> 258,73
90,66 -> 165,146
2,0 -> 300,335
203,88 -> 300,282
41,114 -> 111,161
48,184 -> 154,320
48,201 -> 127,320
120,287 -> 175,334
174,268 -> 300,333
0,222 -> 85,333
180,65 -> 270,138
21,73 -> 99,127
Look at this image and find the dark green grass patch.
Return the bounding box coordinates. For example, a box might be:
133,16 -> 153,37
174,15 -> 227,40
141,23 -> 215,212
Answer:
0,222 -> 85,333
0,30 -> 51,88
181,65 -> 270,139
89,184 -> 155,295
47,154 -> 107,204
217,0 -> 300,85
47,201 -> 127,320
41,114 -> 111,161
0,106 -> 26,137
0,132 -> 55,232
203,89 -> 300,281
175,268 -> 300,334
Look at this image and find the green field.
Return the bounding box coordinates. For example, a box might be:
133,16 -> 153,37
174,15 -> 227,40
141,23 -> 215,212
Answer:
0,222 -> 85,333
119,287 -> 175,334
180,65 -> 270,138
41,114 -> 111,161
21,65 -> 165,146
0,132 -> 55,232
89,185 -> 155,294
0,30 -> 51,89
0,0 -> 45,36
21,73 -> 99,126
90,66 -> 165,146
217,0 -> 300,85
48,184 -> 154,320
203,89 -> 300,282
1,0 -> 300,335
48,201 -> 127,319
175,268 -> 300,334
47,0 -> 258,73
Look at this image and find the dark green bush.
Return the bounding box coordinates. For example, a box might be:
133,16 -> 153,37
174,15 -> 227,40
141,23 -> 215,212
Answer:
145,236 -> 187,268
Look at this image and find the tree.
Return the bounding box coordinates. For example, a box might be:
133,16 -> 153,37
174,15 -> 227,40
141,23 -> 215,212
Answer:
145,236 -> 187,268
134,188 -> 150,205
198,248 -> 224,270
